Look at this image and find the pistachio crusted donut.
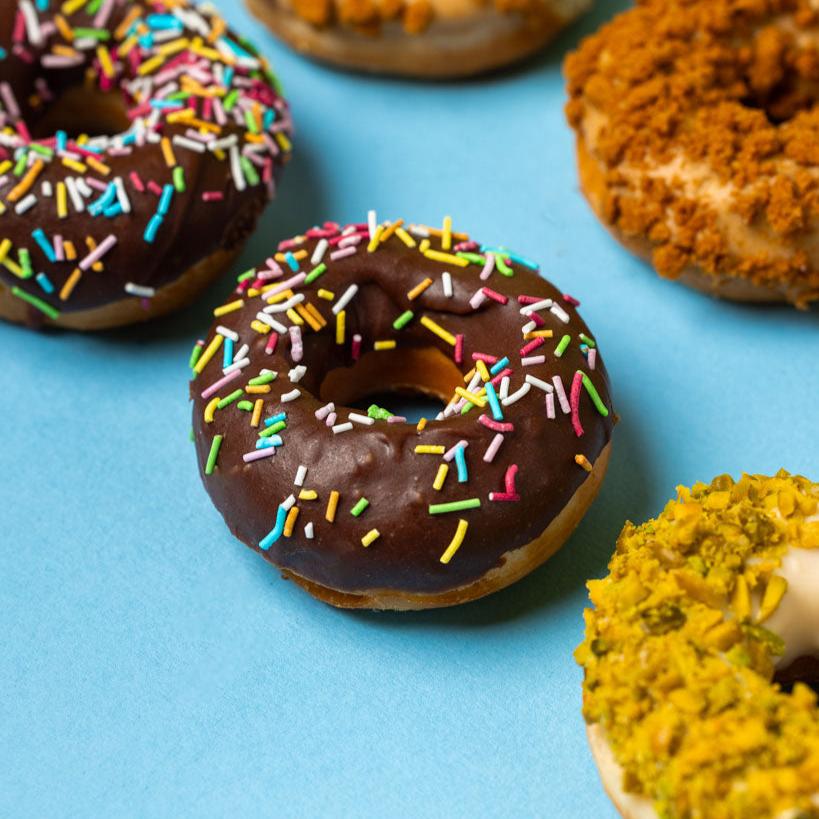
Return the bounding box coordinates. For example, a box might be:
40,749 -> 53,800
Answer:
0,0 -> 292,331
565,0 -> 819,307
246,0 -> 591,78
190,214 -> 614,610
577,472 -> 819,819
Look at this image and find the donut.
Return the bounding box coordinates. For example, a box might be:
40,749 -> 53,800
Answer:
189,214 -> 614,609
565,0 -> 819,308
246,0 -> 591,78
577,472 -> 819,818
0,0 -> 292,331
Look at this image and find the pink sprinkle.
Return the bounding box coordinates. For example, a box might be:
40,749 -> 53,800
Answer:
472,352 -> 497,364
54,234 -> 64,261
443,440 -> 468,462
480,254 -> 495,281
483,433 -> 504,463
553,375 -> 570,414
546,392 -> 556,419
147,180 -> 163,196
264,332 -> 278,355
266,272 -> 306,299
520,337 -> 545,357
325,412 -> 337,427
79,234 -> 116,271
528,311 -> 546,328
243,448 -> 277,463
570,371 -> 584,437
202,191 -> 224,202
588,349 -> 597,370
489,491 -> 520,503
478,414 -> 514,433
563,293 -> 581,307
521,355 -> 546,367
489,368 -> 512,388
129,171 -> 145,192
12,11 -> 24,43
454,334 -> 464,365
469,290 -> 488,310
315,403 -> 335,421
517,294 -> 542,305
201,367 -> 241,400
352,334 -> 362,361
289,326 -> 303,362
278,238 -> 301,251
481,287 -> 508,305
504,464 -> 518,494
386,416 -> 407,423
330,246 -> 357,261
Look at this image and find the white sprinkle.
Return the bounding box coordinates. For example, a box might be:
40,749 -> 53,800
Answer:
229,145 -> 246,192
546,392 -> 556,419
499,376 -> 510,401
466,370 -> 483,393
264,292 -> 305,313
223,357 -> 249,374
65,177 -> 84,212
442,271 -> 453,298
114,176 -> 131,214
521,320 -> 537,335
315,402 -> 335,420
332,422 -> 353,434
367,209 -> 377,237
311,238 -> 328,265
294,465 -> 307,487
281,494 -> 296,511
521,355 -> 546,367
349,412 -> 375,426
520,299 -> 553,315
483,433 -> 504,463
281,389 -> 301,402
469,290 -> 488,310
15,193 -> 36,214
173,135 -> 207,153
552,375 -> 570,414
289,325 -> 303,363
41,181 -> 52,197
233,344 -> 249,363
502,382 -> 531,406
289,365 -> 306,383
550,303 -> 571,324
332,284 -> 358,315
255,311 -> 287,333
19,0 -> 43,47
124,282 -> 155,298
215,325 -> 238,341
409,224 -> 430,238
304,522 -> 314,539
480,254 -> 495,280
525,374 -> 554,393
326,412 -> 337,427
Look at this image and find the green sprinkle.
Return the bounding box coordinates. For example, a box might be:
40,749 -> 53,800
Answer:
428,499 -> 481,515
71,27 -> 110,40
217,389 -> 244,409
240,155 -> 259,186
259,420 -> 286,437
392,310 -> 414,330
11,286 -> 59,320
367,404 -> 394,420
555,334 -> 571,357
189,343 -> 203,370
237,400 -> 254,411
237,269 -> 256,283
13,153 -> 27,176
581,373 -> 609,417
460,402 -> 473,415
248,372 -> 277,386
172,166 -> 186,193
244,109 -> 259,134
18,248 -> 33,279
495,255 -> 514,276
205,434 -> 223,475
28,143 -> 53,158
350,498 -> 370,517
189,428 -> 194,442
304,263 -> 326,285
456,252 -> 486,265
579,333 -> 596,348
223,89 -> 239,111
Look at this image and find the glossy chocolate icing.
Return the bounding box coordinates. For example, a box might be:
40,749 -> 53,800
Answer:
191,221 -> 614,596
0,0 -> 291,324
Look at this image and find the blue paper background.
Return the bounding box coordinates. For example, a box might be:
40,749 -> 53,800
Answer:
2,1 -> 818,816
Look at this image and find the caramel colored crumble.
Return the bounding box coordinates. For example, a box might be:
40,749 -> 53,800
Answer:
402,0 -> 433,34
577,472 -> 819,819
565,0 -> 819,305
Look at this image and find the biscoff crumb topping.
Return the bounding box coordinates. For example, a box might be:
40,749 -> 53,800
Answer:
577,471 -> 819,819
565,0 -> 819,303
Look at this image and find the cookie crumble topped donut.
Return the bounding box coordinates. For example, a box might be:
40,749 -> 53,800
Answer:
577,472 -> 819,818
565,0 -> 819,307
190,214 -> 614,609
0,0 -> 292,330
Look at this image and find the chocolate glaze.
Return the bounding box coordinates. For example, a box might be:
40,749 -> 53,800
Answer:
0,0 -> 291,324
191,222 -> 614,596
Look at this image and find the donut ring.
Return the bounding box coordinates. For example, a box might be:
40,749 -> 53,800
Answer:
565,0 -> 819,307
190,215 -> 614,609
246,0 -> 591,78
577,472 -> 819,818
0,0 -> 292,331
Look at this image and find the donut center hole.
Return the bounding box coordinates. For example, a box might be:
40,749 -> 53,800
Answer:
318,346 -> 463,423
775,656 -> 819,697
30,85 -> 131,140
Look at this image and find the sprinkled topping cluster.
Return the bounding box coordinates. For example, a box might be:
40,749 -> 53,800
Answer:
1,0 -> 291,320
577,472 -> 819,819
192,213 -> 611,583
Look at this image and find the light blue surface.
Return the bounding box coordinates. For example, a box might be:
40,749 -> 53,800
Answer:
2,2 -> 818,816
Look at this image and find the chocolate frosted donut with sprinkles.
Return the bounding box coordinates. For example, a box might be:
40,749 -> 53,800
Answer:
190,214 -> 615,610
0,0 -> 292,331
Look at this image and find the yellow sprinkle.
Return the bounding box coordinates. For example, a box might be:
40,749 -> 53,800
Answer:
118,34 -> 138,57
424,248 -> 469,267
419,238 -> 430,253
213,299 -> 244,317
463,367 -> 476,384
56,181 -> 68,219
395,227 -> 416,248
731,575 -> 751,621
361,529 -> 380,548
298,489 -> 318,501
367,224 -> 383,252
276,132 -> 292,153
475,360 -> 490,382
407,277 -> 433,301
283,506 -> 299,537
374,340 -> 396,351
250,320 -> 271,334
335,310 -> 346,345
61,157 -> 86,174
575,454 -> 593,472
440,519 -> 468,564
2,255 -> 24,278
326,490 -> 340,523
416,445 -> 445,455
442,215 -> 452,250
193,334 -> 223,375
86,156 -> 110,176
286,308 -> 303,326
59,267 -> 82,302
246,385 -> 271,394
758,575 -> 788,623
420,316 -> 456,346
0,238 -> 11,262
97,45 -> 115,79
433,463 -> 449,491
455,387 -> 486,407
416,417 -> 427,432
160,137 -> 176,168
61,0 -> 87,15
114,5 -> 141,38
204,397 -> 220,423
0,161 -> 10,176
275,249 -> 307,262
137,54 -> 165,76
317,288 -> 335,300
250,399 -> 264,428
158,38 -> 190,57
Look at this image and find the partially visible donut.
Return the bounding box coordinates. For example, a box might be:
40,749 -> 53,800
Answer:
565,0 -> 819,307
577,472 -> 819,819
246,0 -> 591,78
190,214 -> 614,609
0,0 -> 292,331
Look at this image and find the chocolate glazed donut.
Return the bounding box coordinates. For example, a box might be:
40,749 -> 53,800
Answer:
0,0 -> 292,331
191,217 -> 614,609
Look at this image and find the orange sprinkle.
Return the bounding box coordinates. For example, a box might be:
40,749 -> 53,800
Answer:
575,454 -> 593,472
160,137 -> 176,168
59,268 -> 82,301
325,490 -> 340,523
7,160 -> 43,203
407,277 -> 433,300
283,506 -> 299,537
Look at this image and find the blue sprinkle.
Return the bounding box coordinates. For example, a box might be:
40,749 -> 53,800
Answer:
255,436 -> 282,449
263,109 -> 275,129
157,184 -> 174,216
35,272 -> 54,294
484,381 -> 504,422
0,47 -> 6,61
88,182 -> 117,217
489,356 -> 509,375
454,445 -> 468,484
223,67 -> 234,87
35,0 -> 48,11
264,412 -> 287,426
56,130 -> 67,153
146,13 -> 182,29
103,203 -> 123,218
222,337 -> 234,368
259,505 -> 288,550
31,228 -> 56,263
143,214 -> 163,243
284,252 -> 299,272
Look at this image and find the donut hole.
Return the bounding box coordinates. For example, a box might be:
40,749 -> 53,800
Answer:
741,80 -> 818,125
30,84 -> 131,140
318,346 -> 463,421
775,656 -> 819,697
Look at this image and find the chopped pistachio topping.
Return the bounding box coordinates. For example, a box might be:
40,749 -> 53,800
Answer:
577,471 -> 819,819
